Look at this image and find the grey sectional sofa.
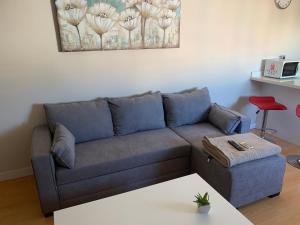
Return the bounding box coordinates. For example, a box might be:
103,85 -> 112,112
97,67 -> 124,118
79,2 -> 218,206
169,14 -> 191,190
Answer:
31,87 -> 286,215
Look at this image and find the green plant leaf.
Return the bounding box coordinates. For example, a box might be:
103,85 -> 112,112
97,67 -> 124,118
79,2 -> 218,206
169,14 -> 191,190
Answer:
193,192 -> 210,206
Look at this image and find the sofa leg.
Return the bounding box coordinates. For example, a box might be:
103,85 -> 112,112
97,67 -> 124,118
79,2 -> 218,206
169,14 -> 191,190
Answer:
268,192 -> 280,198
44,212 -> 53,217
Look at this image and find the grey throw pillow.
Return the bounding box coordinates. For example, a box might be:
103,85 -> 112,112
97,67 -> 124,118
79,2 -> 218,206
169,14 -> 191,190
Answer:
108,92 -> 166,135
163,87 -> 211,127
51,123 -> 75,169
208,103 -> 241,135
44,99 -> 114,143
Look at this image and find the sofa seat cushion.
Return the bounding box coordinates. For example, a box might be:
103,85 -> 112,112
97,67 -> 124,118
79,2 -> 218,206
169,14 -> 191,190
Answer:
172,123 -> 225,150
56,128 -> 191,185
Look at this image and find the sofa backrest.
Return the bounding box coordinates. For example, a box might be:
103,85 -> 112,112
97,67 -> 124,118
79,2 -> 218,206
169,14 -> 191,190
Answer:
44,99 -> 114,143
162,87 -> 211,128
107,92 -> 166,136
44,87 -> 212,142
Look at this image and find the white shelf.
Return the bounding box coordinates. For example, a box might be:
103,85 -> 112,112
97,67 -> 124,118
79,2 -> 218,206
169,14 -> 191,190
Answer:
251,72 -> 300,90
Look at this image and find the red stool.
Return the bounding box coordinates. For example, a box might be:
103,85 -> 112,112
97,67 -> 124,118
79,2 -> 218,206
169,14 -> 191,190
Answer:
249,96 -> 287,138
286,105 -> 300,168
296,105 -> 300,118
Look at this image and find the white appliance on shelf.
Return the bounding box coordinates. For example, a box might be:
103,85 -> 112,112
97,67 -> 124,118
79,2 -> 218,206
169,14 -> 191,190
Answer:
263,59 -> 300,79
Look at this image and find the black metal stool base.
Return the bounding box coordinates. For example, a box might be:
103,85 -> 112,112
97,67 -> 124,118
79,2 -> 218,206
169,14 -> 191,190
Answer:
252,128 -> 277,143
287,155 -> 300,169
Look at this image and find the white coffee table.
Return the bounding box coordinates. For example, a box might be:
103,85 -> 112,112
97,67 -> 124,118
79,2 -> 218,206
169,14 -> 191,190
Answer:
54,174 -> 253,225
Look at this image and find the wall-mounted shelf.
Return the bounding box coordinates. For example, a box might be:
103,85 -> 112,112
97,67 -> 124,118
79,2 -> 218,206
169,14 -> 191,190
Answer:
251,72 -> 300,90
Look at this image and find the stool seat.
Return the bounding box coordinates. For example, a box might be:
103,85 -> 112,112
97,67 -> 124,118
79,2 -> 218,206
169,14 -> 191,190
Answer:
296,105 -> 300,118
286,105 -> 300,170
249,96 -> 287,139
249,96 -> 287,111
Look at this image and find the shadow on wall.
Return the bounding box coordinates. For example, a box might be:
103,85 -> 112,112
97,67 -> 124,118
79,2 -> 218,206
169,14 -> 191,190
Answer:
230,96 -> 257,127
0,104 -> 46,173
231,96 -> 250,112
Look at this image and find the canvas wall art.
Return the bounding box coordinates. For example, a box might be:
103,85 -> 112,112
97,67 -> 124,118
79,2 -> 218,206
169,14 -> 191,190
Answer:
53,0 -> 181,51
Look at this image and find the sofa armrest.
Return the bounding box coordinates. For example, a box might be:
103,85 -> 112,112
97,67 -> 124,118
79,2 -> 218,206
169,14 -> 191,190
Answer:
224,108 -> 251,134
31,125 -> 60,215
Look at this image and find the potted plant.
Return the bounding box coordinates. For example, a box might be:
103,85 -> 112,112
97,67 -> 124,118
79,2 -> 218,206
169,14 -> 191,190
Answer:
193,192 -> 211,214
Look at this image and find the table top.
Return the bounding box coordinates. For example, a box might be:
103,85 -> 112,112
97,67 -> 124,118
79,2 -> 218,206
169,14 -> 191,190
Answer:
251,72 -> 300,90
54,174 -> 253,225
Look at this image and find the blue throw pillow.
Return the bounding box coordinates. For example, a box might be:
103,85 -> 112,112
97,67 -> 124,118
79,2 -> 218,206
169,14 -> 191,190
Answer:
208,103 -> 241,135
163,87 -> 211,127
51,124 -> 75,169
44,99 -> 114,143
108,92 -> 166,135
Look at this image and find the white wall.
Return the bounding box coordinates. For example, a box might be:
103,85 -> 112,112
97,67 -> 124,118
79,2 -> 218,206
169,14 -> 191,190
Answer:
0,0 -> 300,180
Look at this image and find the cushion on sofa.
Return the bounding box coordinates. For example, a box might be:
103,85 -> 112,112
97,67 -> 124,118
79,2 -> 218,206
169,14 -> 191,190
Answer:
172,122 -> 224,149
51,124 -> 75,169
55,128 -> 191,185
163,87 -> 211,128
44,99 -> 114,143
108,92 -> 165,136
208,103 -> 241,135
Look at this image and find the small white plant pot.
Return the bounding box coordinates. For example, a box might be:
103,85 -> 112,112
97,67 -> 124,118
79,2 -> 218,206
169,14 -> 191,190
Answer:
197,204 -> 211,214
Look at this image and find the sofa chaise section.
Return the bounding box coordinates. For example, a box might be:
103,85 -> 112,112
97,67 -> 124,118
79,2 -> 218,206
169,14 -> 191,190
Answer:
172,122 -> 286,207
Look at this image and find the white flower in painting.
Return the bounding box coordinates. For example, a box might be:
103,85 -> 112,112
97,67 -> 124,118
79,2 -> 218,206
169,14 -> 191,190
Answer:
158,8 -> 175,29
136,0 -> 161,18
56,0 -> 87,49
119,9 -> 140,31
86,3 -> 118,49
86,3 -> 118,35
164,0 -> 180,11
55,0 -> 87,26
158,8 -> 176,47
121,0 -> 142,8
119,8 -> 140,47
135,0 -> 161,47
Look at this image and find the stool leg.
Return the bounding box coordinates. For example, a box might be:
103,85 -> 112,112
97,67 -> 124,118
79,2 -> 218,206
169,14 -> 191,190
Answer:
261,110 -> 269,138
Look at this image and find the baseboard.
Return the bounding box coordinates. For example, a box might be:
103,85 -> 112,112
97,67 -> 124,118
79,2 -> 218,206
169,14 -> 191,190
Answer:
0,167 -> 33,182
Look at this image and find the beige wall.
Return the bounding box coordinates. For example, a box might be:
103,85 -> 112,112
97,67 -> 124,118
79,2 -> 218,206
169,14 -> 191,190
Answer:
0,0 -> 300,178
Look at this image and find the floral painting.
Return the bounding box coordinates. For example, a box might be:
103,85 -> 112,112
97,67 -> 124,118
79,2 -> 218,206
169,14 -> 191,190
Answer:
53,0 -> 181,51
